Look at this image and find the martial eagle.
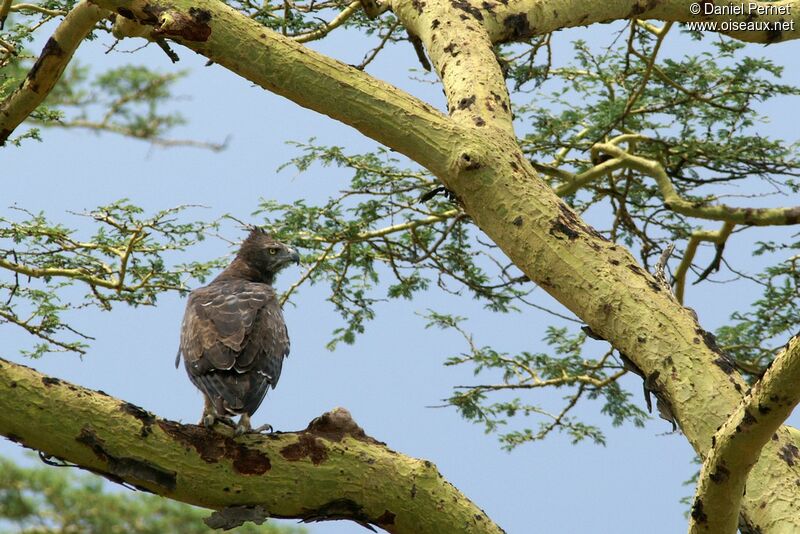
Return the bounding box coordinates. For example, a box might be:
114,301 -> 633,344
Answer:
176,228 -> 299,434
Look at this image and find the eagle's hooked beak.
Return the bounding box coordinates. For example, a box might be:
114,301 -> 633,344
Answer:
288,248 -> 300,264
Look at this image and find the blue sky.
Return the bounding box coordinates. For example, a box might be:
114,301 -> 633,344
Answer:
3,14 -> 800,533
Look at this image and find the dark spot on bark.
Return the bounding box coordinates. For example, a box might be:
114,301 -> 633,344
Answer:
299,498 -> 375,530
450,0 -> 484,20
76,427 -> 176,490
139,3 -> 164,25
739,516 -> 764,534
773,433 -> 779,441
691,498 -> 707,523
629,0 -> 658,17
411,0 -> 426,12
9,381 -> 16,388
431,19 -> 440,29
779,443 -> 800,466
260,33 -> 265,38
758,403 -> 771,415
765,26 -> 784,44
120,402 -> 156,438
26,38 -> 64,91
549,202 -> 597,241
711,435 -> 716,448
627,263 -> 645,276
411,484 -> 417,498
709,465 -> 730,483
41,376 -> 61,387
376,510 -> 396,526
695,327 -> 722,355
281,433 -> 329,465
510,160 -> 519,170
443,42 -> 459,56
189,7 -> 212,24
502,13 -> 534,40
117,7 -> 135,19
549,217 -> 580,240
714,355 -> 736,375
458,95 -> 476,109
647,280 -> 662,292
734,381 -> 743,393
474,116 -> 486,126
459,152 -> 481,171
157,420 -> 270,474
512,215 -> 523,227
609,259 -> 620,266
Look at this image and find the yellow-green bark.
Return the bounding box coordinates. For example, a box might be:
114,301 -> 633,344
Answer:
0,357 -> 504,534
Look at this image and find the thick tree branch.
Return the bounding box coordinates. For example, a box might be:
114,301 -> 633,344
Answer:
0,1 -> 108,145
391,0 -> 514,135
0,357 -> 504,534
477,0 -> 800,44
689,332 -> 800,534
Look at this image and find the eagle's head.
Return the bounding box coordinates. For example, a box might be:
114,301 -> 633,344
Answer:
238,227 -> 300,282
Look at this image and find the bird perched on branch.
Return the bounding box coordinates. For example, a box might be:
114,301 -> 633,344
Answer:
176,228 -> 299,435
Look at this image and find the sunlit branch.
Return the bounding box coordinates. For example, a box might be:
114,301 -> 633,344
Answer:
10,2 -> 66,16
689,331 -> 800,534
0,1 -> 108,144
594,141 -> 800,226
292,0 -> 360,43
673,222 -> 735,303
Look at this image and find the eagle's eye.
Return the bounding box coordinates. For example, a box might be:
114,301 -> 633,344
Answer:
269,248 -> 277,255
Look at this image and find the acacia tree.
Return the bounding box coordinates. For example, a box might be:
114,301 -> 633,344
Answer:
2,0 -> 800,532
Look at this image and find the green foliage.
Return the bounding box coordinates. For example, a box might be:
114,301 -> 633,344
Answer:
715,241 -> 800,379
0,201 -> 223,356
513,26 -> 799,262
426,313 -> 648,449
258,141 -> 531,348
0,454 -> 304,533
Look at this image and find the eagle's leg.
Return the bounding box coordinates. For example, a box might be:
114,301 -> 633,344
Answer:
201,396 -> 234,428
235,413 -> 273,435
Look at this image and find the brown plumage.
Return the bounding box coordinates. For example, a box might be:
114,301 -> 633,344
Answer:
176,228 -> 299,434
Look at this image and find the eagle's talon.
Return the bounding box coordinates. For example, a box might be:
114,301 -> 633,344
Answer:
202,414 -> 216,428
